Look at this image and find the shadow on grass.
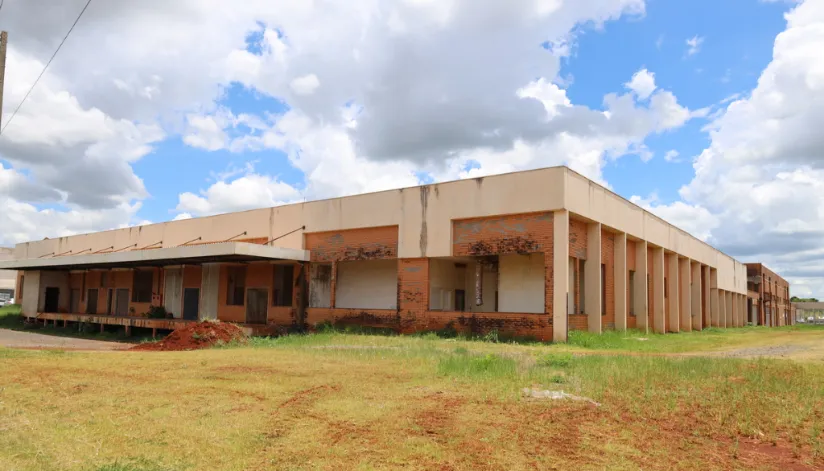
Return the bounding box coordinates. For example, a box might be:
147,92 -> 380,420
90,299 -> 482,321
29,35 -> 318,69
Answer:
0,305 -> 155,344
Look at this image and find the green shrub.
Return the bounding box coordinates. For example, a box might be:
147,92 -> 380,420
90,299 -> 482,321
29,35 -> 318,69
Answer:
146,306 -> 169,319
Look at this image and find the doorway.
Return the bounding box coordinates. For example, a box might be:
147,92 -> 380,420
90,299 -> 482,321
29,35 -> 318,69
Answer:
183,288 -> 200,321
115,288 -> 130,316
87,289 -> 98,314
246,288 -> 268,324
44,287 -> 60,313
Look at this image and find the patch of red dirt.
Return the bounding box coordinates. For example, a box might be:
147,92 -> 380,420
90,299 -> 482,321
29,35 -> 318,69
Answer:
131,321 -> 247,351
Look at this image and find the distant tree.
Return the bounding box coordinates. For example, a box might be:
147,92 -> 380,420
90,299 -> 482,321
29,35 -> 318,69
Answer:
791,296 -> 819,302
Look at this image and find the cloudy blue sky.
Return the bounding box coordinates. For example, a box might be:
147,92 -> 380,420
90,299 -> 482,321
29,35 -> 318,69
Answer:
0,0 -> 822,295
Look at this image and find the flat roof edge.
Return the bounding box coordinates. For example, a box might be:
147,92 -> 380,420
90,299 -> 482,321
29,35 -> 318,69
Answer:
0,242 -> 310,270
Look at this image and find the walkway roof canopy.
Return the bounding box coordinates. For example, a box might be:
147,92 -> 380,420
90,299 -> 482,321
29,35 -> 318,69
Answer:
0,242 -> 309,271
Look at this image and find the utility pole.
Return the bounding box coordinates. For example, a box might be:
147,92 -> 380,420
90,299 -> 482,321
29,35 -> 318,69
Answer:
0,31 -> 7,131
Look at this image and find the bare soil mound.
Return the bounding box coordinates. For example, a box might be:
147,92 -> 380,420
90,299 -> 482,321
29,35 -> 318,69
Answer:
131,321 -> 247,351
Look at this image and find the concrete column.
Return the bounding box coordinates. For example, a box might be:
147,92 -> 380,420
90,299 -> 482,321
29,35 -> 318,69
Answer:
741,295 -> 747,327
710,269 -> 720,327
552,210 -> 570,343
680,258 -> 691,332
667,252 -> 679,333
635,240 -> 648,333
200,263 -> 220,320
652,246 -> 665,334
614,232 -> 627,331
585,222 -> 602,334
21,270 -> 42,317
691,262 -> 702,331
725,291 -> 733,328
702,266 -> 711,329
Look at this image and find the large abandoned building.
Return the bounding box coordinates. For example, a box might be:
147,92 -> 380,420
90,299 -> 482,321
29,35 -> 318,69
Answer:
745,263 -> 793,327
0,167 -> 758,342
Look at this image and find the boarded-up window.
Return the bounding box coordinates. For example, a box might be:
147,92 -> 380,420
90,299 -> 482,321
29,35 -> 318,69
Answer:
100,272 -> 108,288
272,265 -> 294,307
132,270 -> 153,303
227,266 -> 246,306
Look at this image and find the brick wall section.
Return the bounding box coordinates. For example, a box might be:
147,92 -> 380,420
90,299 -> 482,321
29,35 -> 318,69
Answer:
569,218 -> 588,315
399,258 -> 429,316
569,314 -> 588,331
452,211 -> 554,317
305,226 -> 398,262
602,229 -> 615,329
569,219 -> 588,259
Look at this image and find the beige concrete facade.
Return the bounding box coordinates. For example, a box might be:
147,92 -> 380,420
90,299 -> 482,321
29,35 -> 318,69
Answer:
4,167 -> 752,342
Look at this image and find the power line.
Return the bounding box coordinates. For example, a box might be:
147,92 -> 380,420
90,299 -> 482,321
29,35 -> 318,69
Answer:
0,0 -> 92,135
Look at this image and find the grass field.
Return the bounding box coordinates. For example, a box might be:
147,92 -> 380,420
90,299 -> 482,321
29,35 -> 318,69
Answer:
1,325 -> 823,471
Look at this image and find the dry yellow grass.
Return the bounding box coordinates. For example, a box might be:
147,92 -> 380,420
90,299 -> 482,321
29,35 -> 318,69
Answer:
1,328 -> 823,471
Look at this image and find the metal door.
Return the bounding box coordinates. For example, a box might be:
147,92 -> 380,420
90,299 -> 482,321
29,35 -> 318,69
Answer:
87,289 -> 98,314
246,289 -> 268,324
115,289 -> 130,316
183,288 -> 200,320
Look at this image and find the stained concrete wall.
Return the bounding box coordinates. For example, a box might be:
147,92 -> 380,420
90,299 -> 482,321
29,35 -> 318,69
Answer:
200,264 -> 219,320
11,166 -> 747,304
498,253 -> 544,314
164,268 -> 183,318
335,260 -> 398,310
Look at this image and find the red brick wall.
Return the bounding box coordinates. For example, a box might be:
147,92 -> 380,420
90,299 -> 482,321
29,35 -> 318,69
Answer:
602,229 -> 615,329
569,219 -> 588,260
569,314 -> 588,331
305,226 -> 398,262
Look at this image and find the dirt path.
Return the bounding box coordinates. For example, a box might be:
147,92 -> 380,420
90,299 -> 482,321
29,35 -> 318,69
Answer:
0,328 -> 129,351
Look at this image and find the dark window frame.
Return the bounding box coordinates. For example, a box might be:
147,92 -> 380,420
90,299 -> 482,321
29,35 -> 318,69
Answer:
227,266 -> 247,306
272,264 -> 295,307
131,270 -> 154,303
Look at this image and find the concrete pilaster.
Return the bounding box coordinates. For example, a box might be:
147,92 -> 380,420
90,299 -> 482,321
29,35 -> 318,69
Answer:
614,232 -> 628,331
691,262 -> 702,331
710,269 -> 720,327
200,263 -> 220,320
552,210 -> 569,343
634,240 -> 648,333
21,270 -> 41,317
652,246 -> 666,334
680,258 -> 691,332
585,222 -> 602,334
725,291 -> 732,328
702,266 -> 711,329
667,252 -> 679,333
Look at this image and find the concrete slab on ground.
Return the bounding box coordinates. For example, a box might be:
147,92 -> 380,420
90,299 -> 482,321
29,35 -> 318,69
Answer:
0,328 -> 129,350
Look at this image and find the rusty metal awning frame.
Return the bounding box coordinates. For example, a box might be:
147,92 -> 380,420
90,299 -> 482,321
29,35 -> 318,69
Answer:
0,242 -> 309,271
